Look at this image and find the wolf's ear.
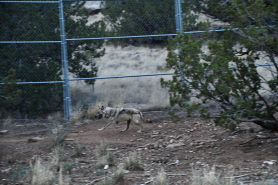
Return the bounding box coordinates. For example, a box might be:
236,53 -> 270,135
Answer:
101,106 -> 104,110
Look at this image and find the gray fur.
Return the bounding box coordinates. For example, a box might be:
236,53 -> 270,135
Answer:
96,106 -> 152,133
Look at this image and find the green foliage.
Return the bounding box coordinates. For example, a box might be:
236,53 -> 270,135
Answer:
0,69 -> 22,118
10,165 -> 31,183
63,161 -> 74,174
74,141 -> 85,157
0,3 -> 105,117
102,0 -> 197,46
95,169 -> 106,176
113,170 -> 124,184
162,0 -> 278,131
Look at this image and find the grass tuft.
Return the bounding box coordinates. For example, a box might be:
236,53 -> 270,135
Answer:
191,165 -> 234,185
30,158 -> 55,185
95,139 -> 115,168
74,140 -> 86,157
152,168 -> 167,185
124,152 -> 143,171
113,164 -> 125,184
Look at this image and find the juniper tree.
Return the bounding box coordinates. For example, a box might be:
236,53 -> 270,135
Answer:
161,0 -> 278,131
101,0 -> 197,46
0,69 -> 22,118
0,2 -> 105,117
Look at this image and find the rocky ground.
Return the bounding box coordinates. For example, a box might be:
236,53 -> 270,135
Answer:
1,111 -> 278,185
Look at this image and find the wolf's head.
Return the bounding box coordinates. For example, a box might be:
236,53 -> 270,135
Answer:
95,106 -> 105,119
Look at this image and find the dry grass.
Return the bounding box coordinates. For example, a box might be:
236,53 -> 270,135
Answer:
58,166 -> 70,185
152,168 -> 168,185
112,164 -> 125,184
1,116 -> 12,128
74,140 -> 85,157
95,139 -> 115,168
191,165 -> 234,185
124,152 -> 143,171
47,112 -> 63,122
30,146 -> 71,185
30,158 -> 55,185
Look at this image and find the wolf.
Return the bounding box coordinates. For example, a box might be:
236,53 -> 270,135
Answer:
96,106 -> 152,133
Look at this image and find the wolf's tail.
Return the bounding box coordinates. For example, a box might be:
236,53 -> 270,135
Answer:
140,112 -> 152,123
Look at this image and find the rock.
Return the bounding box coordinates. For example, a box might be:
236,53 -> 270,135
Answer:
122,170 -> 129,174
166,143 -> 185,149
84,1 -> 104,12
153,131 -> 160,135
196,161 -> 202,165
267,138 -> 278,143
1,168 -> 11,173
64,138 -> 74,141
144,172 -> 151,177
28,137 -> 43,143
256,135 -> 268,139
0,130 -> 9,134
263,160 -> 277,165
175,135 -> 183,140
104,165 -> 109,170
191,142 -> 200,146
130,53 -> 140,60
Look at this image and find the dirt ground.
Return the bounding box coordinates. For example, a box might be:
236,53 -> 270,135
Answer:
1,111 -> 278,185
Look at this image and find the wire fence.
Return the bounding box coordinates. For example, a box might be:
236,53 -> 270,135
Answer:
0,0 -> 276,123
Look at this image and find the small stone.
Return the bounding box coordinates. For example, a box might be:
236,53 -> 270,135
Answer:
176,135 -> 183,140
64,138 -> 74,141
104,165 -> 109,170
191,142 -> 199,146
263,160 -> 276,165
28,137 -> 43,143
166,143 -> 184,149
0,130 -> 9,134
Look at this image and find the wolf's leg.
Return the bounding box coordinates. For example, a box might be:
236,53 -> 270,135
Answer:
98,121 -> 114,131
121,120 -> 131,132
133,120 -> 143,133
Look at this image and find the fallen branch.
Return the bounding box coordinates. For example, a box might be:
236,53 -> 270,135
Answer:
166,173 -> 187,176
240,135 -> 278,145
144,179 -> 153,184
239,138 -> 257,145
227,174 -> 250,179
85,177 -> 105,185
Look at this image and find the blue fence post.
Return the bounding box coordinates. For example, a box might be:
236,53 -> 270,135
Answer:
59,0 -> 72,121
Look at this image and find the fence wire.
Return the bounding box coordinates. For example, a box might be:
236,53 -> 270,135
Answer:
1,0 -> 277,126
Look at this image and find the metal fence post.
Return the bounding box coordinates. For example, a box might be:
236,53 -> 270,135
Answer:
59,0 -> 72,121
175,0 -> 183,33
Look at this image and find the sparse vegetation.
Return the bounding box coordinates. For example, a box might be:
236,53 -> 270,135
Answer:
10,165 -> 31,183
153,168 -> 167,185
63,161 -> 74,175
49,123 -> 68,147
113,169 -> 125,184
190,166 -> 234,185
124,152 -> 143,171
112,164 -> 125,184
95,178 -> 111,185
74,140 -> 86,157
30,158 -> 55,185
95,140 -> 115,168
